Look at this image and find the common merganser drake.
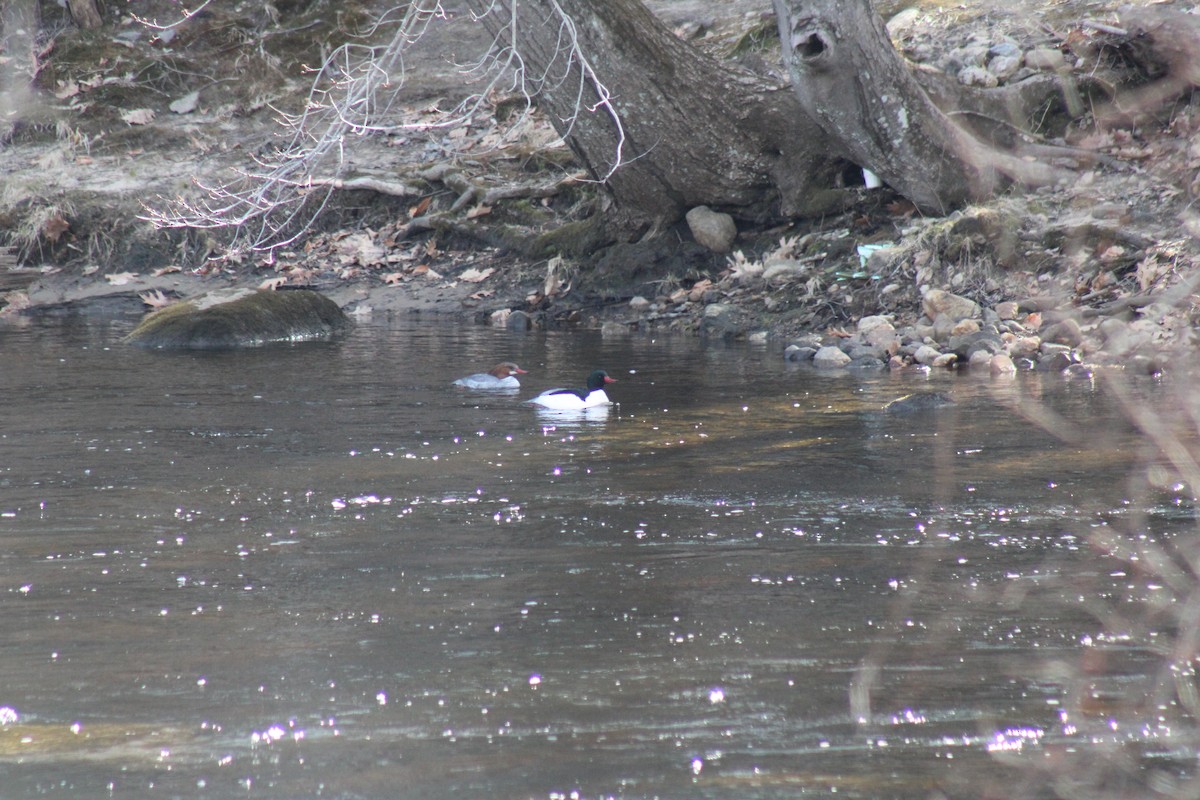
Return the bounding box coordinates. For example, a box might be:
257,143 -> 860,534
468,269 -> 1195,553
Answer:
527,369 -> 616,410
453,362 -> 528,389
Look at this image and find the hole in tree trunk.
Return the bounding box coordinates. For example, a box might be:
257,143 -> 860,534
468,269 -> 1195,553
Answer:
795,32 -> 827,59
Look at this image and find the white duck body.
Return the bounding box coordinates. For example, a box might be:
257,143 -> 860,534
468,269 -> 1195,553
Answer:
527,370 -> 615,410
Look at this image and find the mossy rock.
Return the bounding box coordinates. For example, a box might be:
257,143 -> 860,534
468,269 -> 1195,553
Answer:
125,289 -> 350,349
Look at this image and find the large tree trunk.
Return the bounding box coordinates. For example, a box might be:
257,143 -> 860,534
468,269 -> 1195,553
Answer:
772,0 -> 1067,214
67,0 -> 103,30
0,0 -> 40,140
463,0 -> 843,232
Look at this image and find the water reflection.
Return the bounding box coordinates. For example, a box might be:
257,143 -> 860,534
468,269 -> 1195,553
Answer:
533,404 -> 613,430
0,315 -> 1195,798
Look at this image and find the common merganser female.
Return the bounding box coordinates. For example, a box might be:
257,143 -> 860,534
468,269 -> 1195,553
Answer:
453,362 -> 528,389
527,369 -> 616,410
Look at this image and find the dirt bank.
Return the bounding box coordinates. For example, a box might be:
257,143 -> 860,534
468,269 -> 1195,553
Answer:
1,0 -> 1197,370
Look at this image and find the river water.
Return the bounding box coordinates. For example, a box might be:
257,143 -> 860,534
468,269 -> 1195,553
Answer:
1,314 -> 1197,799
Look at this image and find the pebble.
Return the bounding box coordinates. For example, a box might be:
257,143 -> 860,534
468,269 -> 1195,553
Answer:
785,344 -> 817,362
958,65 -> 998,87
932,353 -> 958,368
987,54 -> 1022,81
1042,318 -> 1083,347
813,346 -> 852,368
1025,47 -> 1066,71
968,349 -> 994,368
994,301 -> 1019,320
990,353 -> 1018,375
857,315 -> 893,335
505,310 -> 532,331
686,206 -> 737,253
1007,336 -> 1041,359
922,288 -> 980,323
950,318 -> 981,337
913,344 -> 943,365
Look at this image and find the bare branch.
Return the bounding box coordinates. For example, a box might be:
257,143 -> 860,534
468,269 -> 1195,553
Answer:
141,0 -> 616,259
132,0 -> 217,31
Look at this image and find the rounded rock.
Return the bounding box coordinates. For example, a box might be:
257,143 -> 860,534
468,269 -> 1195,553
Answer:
987,54 -> 1022,80
1006,336 -> 1041,359
813,346 -> 852,368
1025,47 -> 1066,71
994,301 -> 1020,320
990,353 -> 1018,375
968,349 -> 994,369
958,65 -> 998,87
922,288 -> 980,323
785,345 -> 817,363
1042,318 -> 1083,347
913,344 -> 943,365
125,289 -> 350,350
685,206 -> 737,254
506,310 -> 533,331
932,353 -> 959,368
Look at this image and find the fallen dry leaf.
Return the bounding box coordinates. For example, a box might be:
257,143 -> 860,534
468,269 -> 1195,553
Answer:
55,81 -> 80,99
105,271 -> 139,285
0,292 -> 31,317
151,265 -> 182,277
138,289 -> 176,309
458,267 -> 495,283
169,90 -> 199,115
335,232 -> 385,266
412,264 -> 443,280
41,215 -> 70,243
408,196 -> 432,218
120,108 -> 155,125
466,204 -> 492,219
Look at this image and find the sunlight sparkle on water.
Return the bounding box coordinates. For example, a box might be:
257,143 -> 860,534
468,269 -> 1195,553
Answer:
890,708 -> 927,725
986,726 -> 1044,752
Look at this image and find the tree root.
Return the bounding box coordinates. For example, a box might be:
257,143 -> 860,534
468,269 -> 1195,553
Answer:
306,176 -> 422,197
1095,7 -> 1200,128
312,164 -> 585,218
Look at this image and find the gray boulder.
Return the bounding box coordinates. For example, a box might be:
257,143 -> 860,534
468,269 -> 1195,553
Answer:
126,289 -> 350,349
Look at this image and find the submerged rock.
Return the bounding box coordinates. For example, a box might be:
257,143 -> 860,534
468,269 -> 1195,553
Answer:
883,392 -> 957,414
125,289 -> 350,349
